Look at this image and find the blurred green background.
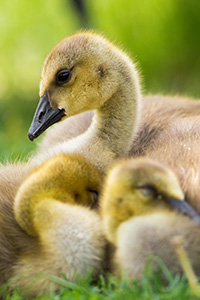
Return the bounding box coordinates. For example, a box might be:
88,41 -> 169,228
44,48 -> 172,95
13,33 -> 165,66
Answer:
0,0 -> 200,162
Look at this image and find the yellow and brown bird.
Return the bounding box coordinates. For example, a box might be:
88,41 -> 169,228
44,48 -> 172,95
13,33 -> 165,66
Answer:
27,32 -> 200,214
100,157 -> 200,279
0,154 -> 106,297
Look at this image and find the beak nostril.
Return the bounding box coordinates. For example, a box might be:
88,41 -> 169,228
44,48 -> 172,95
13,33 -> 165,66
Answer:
38,111 -> 45,122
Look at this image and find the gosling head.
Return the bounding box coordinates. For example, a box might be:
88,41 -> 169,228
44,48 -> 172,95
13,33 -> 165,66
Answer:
28,32 -> 135,141
16,153 -> 101,208
14,153 -> 102,236
101,157 -> 200,243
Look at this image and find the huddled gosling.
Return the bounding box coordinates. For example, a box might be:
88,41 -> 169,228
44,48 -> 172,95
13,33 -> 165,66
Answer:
100,157 -> 200,279
14,153 -> 102,236
0,154 -> 106,298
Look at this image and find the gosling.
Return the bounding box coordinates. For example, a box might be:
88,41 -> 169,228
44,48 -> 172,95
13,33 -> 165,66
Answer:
0,154 -> 106,297
100,157 -> 200,279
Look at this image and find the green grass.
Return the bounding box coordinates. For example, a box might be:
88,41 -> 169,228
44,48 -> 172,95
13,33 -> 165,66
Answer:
2,269 -> 199,300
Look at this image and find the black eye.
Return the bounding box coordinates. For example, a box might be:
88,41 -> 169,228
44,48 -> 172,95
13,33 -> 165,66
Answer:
57,70 -> 72,84
138,185 -> 158,198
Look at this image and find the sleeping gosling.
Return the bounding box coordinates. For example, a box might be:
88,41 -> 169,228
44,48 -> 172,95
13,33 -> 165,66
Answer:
100,157 -> 200,279
0,154 -> 105,297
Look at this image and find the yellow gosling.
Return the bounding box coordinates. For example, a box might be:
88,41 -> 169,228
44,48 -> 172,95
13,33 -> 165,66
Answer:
101,157 -> 184,244
28,31 -> 141,173
27,32 -> 200,212
25,31 -> 200,214
14,153 -> 101,236
100,157 -> 200,278
0,154 -> 105,297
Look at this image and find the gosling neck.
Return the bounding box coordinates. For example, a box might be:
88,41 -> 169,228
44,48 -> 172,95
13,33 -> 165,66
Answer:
32,70 -> 141,173
90,79 -> 141,157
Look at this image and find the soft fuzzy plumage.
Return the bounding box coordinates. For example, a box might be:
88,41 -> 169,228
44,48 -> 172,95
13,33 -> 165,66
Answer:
38,94 -> 200,212
100,157 -> 200,278
30,32 -> 142,173
0,155 -> 106,297
29,32 -> 200,210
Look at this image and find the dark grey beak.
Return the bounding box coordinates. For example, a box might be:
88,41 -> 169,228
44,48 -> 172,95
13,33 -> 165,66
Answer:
170,197 -> 200,225
28,93 -> 65,141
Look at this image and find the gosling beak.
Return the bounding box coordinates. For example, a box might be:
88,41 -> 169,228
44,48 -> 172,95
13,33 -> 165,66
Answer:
169,197 -> 200,225
28,93 -> 65,141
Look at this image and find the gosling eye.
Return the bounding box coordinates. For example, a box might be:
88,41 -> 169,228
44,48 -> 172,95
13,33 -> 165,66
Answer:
57,70 -> 72,84
138,185 -> 158,199
89,190 -> 99,209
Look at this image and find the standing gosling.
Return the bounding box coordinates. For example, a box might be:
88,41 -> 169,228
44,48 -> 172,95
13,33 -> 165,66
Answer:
100,157 -> 200,279
1,154 -> 105,297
